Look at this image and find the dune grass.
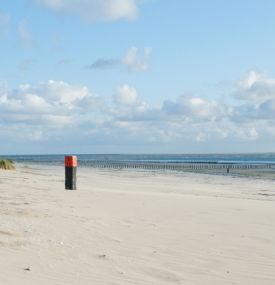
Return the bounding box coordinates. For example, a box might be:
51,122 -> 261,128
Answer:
0,159 -> 15,170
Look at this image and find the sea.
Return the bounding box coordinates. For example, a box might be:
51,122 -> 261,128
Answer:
2,153 -> 275,166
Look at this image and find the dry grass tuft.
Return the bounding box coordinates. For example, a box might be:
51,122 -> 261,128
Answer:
0,159 -> 15,170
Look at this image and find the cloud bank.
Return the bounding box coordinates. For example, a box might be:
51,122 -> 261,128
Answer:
1,71 -> 275,152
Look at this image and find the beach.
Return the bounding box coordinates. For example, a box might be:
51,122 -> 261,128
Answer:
0,164 -> 275,285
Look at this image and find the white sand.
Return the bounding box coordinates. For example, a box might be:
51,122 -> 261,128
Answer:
0,165 -> 275,285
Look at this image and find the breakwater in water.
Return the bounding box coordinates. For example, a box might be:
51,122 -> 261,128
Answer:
84,160 -> 273,171
82,160 -> 275,180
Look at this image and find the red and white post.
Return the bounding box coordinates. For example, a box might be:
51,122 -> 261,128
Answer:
65,156 -> 77,190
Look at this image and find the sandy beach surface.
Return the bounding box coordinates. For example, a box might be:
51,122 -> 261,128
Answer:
0,165 -> 275,285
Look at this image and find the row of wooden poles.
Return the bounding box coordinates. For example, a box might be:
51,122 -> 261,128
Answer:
85,161 -> 272,171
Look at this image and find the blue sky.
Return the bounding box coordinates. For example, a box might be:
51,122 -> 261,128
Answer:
1,0 -> 275,154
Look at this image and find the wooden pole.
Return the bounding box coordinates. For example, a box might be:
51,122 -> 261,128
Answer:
65,156 -> 77,190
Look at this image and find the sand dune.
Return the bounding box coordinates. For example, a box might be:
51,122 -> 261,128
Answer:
0,165 -> 275,284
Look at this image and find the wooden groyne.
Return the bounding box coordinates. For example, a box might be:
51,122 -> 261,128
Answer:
82,161 -> 273,172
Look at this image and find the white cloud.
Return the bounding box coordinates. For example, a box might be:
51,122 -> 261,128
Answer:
0,81 -> 101,129
235,70 -> 275,102
232,71 -> 275,122
122,47 -> 152,71
113,84 -> 140,106
34,0 -> 139,21
162,95 -> 225,122
249,128 -> 259,140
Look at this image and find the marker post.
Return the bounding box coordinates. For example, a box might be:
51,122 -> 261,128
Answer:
65,156 -> 77,190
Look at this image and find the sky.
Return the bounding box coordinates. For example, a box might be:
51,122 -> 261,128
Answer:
1,0 -> 275,154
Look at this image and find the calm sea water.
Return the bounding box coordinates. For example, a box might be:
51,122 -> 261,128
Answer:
2,153 -> 275,166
